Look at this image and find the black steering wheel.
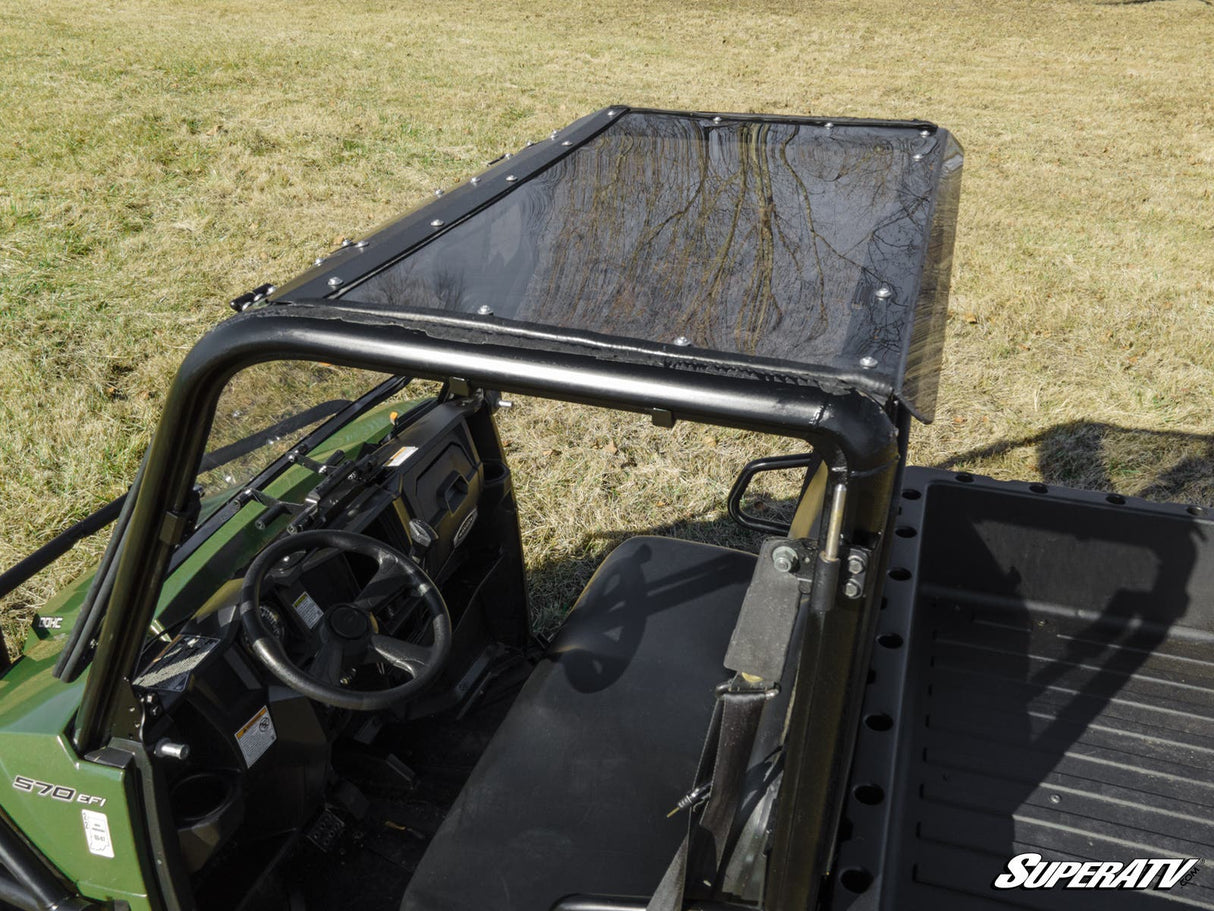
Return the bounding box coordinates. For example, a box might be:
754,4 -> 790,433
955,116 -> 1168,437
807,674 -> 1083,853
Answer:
239,529 -> 452,711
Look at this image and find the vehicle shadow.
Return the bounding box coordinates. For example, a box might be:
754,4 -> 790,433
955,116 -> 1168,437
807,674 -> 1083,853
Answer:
933,420 -> 1214,509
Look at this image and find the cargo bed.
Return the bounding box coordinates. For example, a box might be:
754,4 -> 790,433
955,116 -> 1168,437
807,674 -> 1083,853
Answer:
835,467 -> 1214,909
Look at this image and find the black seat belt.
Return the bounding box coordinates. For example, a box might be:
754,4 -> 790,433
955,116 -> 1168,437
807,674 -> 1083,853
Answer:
647,678 -> 777,911
647,538 -> 814,911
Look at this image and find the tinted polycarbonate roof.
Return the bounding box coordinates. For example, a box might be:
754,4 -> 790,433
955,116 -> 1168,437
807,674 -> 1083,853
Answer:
280,107 -> 962,421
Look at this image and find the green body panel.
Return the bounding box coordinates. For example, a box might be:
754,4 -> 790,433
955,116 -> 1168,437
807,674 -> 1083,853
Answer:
0,397 -> 414,906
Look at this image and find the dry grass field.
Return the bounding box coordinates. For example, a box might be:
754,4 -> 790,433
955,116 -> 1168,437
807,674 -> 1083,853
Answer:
1,0 -> 1212,641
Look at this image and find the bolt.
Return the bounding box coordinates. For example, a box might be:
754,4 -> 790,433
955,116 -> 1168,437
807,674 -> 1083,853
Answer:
505,175 -> 517,182
843,578 -> 863,599
476,305 -> 494,316
314,257 -> 325,266
860,356 -> 879,369
607,109 -> 618,116
875,285 -> 893,300
355,240 -> 367,249
673,335 -> 692,347
153,739 -> 191,761
712,116 -> 722,123
327,276 -> 343,288
551,130 -> 559,140
824,121 -> 834,129
525,141 -> 534,147
561,140 -> 572,146
772,545 -> 799,573
920,129 -> 931,138
912,153 -> 924,162
470,176 -> 480,186
430,218 -> 445,228
340,238 -> 352,247
847,552 -> 868,575
434,188 -> 445,197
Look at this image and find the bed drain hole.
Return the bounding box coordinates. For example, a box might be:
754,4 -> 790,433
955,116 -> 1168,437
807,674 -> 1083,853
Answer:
1106,494 -> 1125,505
878,633 -> 903,649
888,567 -> 911,581
854,784 -> 885,805
895,525 -> 917,538
955,472 -> 974,483
840,868 -> 873,893
1029,483 -> 1048,494
902,489 -> 921,500
865,712 -> 893,731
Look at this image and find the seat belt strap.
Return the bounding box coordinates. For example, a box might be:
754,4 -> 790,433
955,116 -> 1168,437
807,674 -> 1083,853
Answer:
647,680 -> 777,911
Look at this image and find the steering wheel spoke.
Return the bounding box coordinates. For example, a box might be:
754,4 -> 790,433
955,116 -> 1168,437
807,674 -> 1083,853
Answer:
313,640 -> 349,686
368,635 -> 432,677
350,562 -> 409,613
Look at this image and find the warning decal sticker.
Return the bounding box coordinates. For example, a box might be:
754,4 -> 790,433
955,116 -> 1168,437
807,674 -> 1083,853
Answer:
292,592 -> 324,629
235,705 -> 277,768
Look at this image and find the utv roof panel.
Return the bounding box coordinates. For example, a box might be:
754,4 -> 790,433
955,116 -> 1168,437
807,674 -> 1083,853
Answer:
274,106 -> 962,422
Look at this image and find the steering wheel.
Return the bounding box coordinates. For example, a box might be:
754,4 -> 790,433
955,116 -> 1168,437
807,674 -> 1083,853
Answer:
239,529 -> 451,711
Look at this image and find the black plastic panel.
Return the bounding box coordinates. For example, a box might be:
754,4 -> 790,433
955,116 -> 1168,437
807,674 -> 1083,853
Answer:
835,468 -> 1214,910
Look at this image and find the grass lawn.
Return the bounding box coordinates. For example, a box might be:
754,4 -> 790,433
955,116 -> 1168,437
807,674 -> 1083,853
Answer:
1,0 -> 1212,641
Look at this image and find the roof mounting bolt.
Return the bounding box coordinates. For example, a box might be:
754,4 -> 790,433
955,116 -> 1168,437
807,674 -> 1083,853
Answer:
824,121 -> 834,130
673,335 -> 692,347
504,152 -> 513,159
430,218 -> 445,228
712,116 -> 722,123
550,130 -> 559,140
505,175 -> 517,182
843,578 -> 863,599
525,141 -> 534,148
434,188 -> 445,197
846,552 -> 868,575
772,545 -> 799,574
340,238 -> 352,247
355,240 -> 367,249
327,276 -> 343,288
912,153 -> 924,162
875,285 -> 893,300
920,129 -> 931,137
314,257 -> 325,266
470,176 -> 480,186
266,285 -> 276,294
860,356 -> 879,369
476,305 -> 494,316
607,109 -> 618,116
561,140 -> 572,147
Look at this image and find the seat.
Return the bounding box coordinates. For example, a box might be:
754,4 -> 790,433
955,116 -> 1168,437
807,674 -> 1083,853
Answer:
401,536 -> 757,911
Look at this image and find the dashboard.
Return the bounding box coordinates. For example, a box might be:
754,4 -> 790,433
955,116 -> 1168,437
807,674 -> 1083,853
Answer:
125,395 -> 530,902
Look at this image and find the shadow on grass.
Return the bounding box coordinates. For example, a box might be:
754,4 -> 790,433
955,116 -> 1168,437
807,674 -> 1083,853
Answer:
933,420 -> 1214,507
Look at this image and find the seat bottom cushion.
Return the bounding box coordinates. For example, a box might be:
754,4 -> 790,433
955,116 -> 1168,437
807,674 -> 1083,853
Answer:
401,536 -> 756,911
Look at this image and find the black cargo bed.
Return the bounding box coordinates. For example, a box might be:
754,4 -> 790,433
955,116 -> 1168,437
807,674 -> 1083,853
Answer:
834,468 -> 1214,909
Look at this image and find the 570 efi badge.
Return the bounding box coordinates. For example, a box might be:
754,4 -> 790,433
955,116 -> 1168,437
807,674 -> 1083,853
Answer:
12,775 -> 106,807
